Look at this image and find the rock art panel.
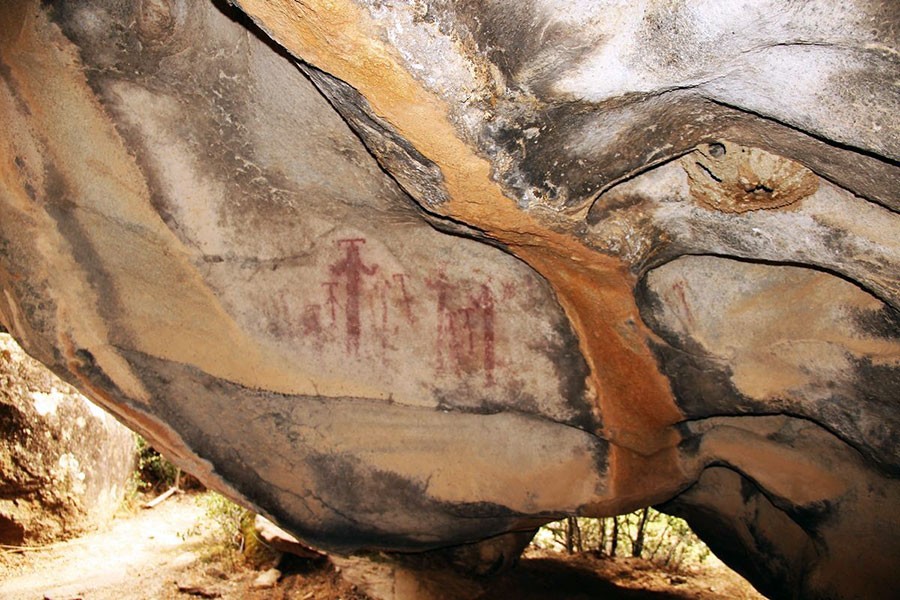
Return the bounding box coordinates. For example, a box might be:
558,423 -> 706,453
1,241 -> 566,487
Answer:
0,0 -> 600,554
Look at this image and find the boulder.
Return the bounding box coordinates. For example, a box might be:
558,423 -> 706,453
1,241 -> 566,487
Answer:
0,333 -> 134,545
0,1 -> 897,598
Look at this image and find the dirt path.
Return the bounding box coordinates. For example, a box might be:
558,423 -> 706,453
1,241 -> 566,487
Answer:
485,553 -> 765,599
0,493 -> 364,600
1,494 -> 763,600
1,494 -> 212,600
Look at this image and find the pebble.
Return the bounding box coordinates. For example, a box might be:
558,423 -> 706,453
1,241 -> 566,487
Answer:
252,568 -> 282,589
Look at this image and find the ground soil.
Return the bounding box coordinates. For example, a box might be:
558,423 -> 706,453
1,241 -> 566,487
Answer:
482,551 -> 764,599
0,493 -> 763,600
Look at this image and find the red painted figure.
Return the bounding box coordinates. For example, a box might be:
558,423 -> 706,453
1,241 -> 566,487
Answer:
426,271 -> 452,373
321,280 -> 341,325
392,273 -> 416,325
475,283 -> 495,385
427,272 -> 497,384
330,238 -> 378,354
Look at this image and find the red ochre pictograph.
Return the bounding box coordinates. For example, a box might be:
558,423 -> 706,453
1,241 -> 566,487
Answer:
264,237 -> 509,383
329,238 -> 378,354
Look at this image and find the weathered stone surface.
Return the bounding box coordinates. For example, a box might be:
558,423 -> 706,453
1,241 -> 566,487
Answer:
254,514 -> 323,559
0,1 -> 897,598
0,0 -> 600,552
0,333 -> 134,545
681,142 -> 819,213
331,530 -> 537,600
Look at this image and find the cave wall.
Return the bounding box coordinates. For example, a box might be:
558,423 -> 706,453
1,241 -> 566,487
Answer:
0,1 -> 897,597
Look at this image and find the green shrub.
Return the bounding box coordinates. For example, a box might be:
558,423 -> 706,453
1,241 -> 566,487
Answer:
531,508 -> 711,570
187,491 -> 276,568
134,434 -> 179,492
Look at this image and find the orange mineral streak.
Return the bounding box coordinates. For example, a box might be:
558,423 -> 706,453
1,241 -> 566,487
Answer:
237,0 -> 687,502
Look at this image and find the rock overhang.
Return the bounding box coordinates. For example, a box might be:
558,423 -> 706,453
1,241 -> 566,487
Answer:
0,1 -> 898,597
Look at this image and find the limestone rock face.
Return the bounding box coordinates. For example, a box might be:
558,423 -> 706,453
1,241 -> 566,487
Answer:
0,334 -> 134,545
0,1 -> 897,598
